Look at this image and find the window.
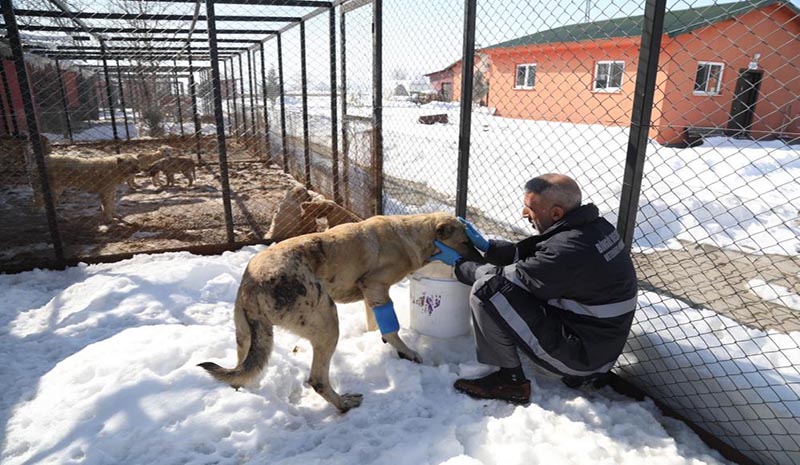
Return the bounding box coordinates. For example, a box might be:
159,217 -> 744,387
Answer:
593,61 -> 624,92
694,62 -> 724,95
515,64 -> 536,89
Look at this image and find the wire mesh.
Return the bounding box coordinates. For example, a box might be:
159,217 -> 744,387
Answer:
0,1 -> 799,464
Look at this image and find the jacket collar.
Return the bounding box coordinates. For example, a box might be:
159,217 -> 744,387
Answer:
533,203 -> 599,239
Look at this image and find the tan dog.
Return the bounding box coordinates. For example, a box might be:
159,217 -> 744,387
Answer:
199,212 -> 472,412
135,145 -> 174,170
301,199 -> 362,228
147,156 -> 196,187
31,155 -> 140,221
265,185 -> 318,241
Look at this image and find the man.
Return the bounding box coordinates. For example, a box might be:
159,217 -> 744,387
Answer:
431,173 -> 638,404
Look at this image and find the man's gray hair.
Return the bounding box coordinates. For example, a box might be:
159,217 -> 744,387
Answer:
524,174 -> 582,211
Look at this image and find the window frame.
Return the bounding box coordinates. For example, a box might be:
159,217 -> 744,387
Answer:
592,60 -> 625,93
693,61 -> 725,96
514,63 -> 537,90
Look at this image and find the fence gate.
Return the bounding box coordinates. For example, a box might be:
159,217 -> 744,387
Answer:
340,0 -> 377,219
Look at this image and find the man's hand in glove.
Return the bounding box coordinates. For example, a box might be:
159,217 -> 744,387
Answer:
458,217 -> 489,252
430,240 -> 462,266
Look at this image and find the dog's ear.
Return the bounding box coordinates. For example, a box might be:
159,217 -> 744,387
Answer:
435,220 -> 457,240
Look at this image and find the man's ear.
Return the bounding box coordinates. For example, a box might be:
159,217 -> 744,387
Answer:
551,206 -> 565,222
436,221 -> 457,240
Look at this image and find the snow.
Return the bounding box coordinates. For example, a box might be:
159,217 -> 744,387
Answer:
748,279 -> 800,312
1,247 -> 733,465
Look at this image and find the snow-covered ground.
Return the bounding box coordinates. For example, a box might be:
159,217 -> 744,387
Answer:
0,247 -> 733,465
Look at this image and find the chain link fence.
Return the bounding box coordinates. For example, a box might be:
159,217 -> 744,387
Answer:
1,0 -> 799,464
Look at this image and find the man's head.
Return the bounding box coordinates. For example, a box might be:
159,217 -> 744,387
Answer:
522,173 -> 582,233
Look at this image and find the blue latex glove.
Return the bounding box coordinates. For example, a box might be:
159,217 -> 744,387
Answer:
430,240 -> 461,266
458,216 -> 489,252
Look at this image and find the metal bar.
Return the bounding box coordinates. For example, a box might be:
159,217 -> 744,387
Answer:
300,20 -> 311,188
617,0 -> 667,249
174,59 -> 185,137
455,0 -> 477,218
102,37 -> 263,43
100,42 -> 120,153
372,0 -> 383,215
230,58 -> 239,138
0,58 -> 19,134
205,0 -> 236,244
247,48 -> 256,152
0,70 -> 9,135
126,72 -> 138,125
25,45 -> 250,52
339,3 -> 349,208
13,9 -> 301,22
54,58 -> 74,142
9,25 -> 280,34
329,6 -> 340,204
223,59 -> 233,133
1,0 -> 64,266
139,0 -> 330,6
187,44 -> 202,158
238,53 -> 247,142
260,42 -> 270,162
277,33 -> 288,171
116,59 -> 130,141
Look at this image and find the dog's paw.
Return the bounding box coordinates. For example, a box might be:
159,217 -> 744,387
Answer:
398,350 -> 423,364
338,393 -> 363,413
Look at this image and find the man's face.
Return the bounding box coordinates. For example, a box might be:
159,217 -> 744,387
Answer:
522,192 -> 561,233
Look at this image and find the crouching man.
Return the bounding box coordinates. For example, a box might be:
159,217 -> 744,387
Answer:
430,173 -> 638,404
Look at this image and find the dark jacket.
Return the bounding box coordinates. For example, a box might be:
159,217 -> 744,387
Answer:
455,204 -> 638,376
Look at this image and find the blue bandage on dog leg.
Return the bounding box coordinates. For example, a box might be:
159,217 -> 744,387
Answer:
372,301 -> 400,335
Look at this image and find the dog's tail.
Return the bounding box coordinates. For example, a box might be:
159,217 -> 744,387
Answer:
198,291 -> 273,389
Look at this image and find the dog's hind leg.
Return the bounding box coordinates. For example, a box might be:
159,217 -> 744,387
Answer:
294,294 -> 362,413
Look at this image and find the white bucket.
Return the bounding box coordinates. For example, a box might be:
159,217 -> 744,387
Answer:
409,262 -> 472,338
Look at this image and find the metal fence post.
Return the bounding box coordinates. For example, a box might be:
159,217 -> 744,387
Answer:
223,58 -> 233,133
187,44 -> 202,158
617,0 -> 667,249
339,5 -> 349,208
0,74 -> 9,135
247,48 -> 256,153
237,53 -> 246,143
100,42 -> 120,153
455,0 -> 477,218
277,33 -> 288,171
260,42 -> 271,162
230,58 -> 239,139
115,59 -> 130,141
0,57 -> 20,135
300,20 -> 311,188
54,58 -> 74,143
1,0 -> 64,266
173,59 -> 185,137
205,0 -> 236,244
372,0 -> 383,215
329,6 -> 341,204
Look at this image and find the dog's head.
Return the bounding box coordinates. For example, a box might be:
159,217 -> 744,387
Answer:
116,156 -> 141,175
158,145 -> 174,158
432,213 -> 473,256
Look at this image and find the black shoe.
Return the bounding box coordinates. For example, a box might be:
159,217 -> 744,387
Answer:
454,371 -> 531,405
562,372 -> 611,389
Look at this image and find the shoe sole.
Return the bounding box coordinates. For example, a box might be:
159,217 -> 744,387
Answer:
455,387 -> 530,405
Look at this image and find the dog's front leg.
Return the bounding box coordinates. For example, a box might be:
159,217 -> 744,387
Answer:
360,281 -> 422,364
